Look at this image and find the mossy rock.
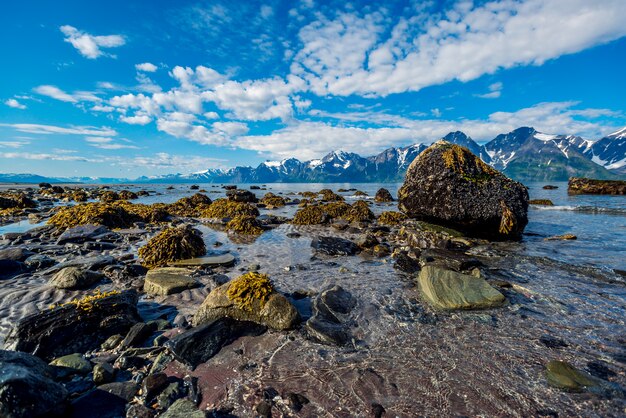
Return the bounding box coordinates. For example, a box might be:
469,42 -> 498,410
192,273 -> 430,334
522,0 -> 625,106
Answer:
168,193 -> 212,217
343,200 -> 374,223
292,205 -> 328,225
354,190 -> 368,197
0,193 -> 37,210
193,272 -> 300,330
139,226 -> 206,269
119,190 -> 138,200
299,191 -> 318,199
99,191 -> 120,203
374,188 -> 394,202
72,191 -> 88,202
321,202 -> 351,218
378,211 -> 407,226
545,360 -> 598,391
529,199 -> 554,206
318,189 -> 344,202
48,202 -> 136,229
114,201 -> 170,224
226,215 -> 264,235
202,199 -> 259,218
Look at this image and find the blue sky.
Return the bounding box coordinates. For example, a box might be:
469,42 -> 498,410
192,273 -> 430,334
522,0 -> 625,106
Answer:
1,0 -> 625,178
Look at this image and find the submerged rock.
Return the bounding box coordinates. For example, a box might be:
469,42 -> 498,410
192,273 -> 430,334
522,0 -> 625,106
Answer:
568,177 -> 626,195
144,267 -> 199,296
3,290 -> 140,361
160,398 -> 206,418
0,349 -> 68,418
374,188 -> 394,202
311,236 -> 359,256
528,199 -> 554,206
417,265 -> 505,310
193,272 -> 300,330
165,317 -> 266,368
545,360 -> 598,392
398,141 -> 528,240
139,226 -> 206,269
306,286 -> 356,346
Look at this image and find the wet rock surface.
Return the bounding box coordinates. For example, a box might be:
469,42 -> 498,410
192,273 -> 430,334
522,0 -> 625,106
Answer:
568,177 -> 626,195
311,235 -> 359,256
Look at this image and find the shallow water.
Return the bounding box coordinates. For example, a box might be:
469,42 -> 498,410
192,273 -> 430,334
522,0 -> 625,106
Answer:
1,182 -> 625,416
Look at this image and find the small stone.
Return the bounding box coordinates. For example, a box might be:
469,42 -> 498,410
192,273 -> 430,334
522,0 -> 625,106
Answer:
539,335 -> 568,349
49,353 -> 92,377
545,360 -> 598,391
157,381 -> 184,410
311,236 -> 359,256
160,398 -> 205,418
120,322 -> 153,348
101,334 -> 124,351
143,372 -> 169,401
93,363 -> 115,385
256,400 -> 273,418
168,253 -> 235,267
544,234 -> 577,241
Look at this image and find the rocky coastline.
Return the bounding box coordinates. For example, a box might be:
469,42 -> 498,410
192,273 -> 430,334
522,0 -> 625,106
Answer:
1,144 -> 625,417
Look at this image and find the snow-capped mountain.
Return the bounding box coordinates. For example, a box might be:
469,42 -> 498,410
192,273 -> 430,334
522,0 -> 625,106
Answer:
583,127 -> 626,174
443,131 -> 491,163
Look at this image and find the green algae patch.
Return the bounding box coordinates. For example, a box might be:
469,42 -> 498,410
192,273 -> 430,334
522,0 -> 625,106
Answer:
139,226 -> 206,269
226,272 -> 274,312
378,211 -> 407,226
202,199 -> 259,218
226,215 -> 264,235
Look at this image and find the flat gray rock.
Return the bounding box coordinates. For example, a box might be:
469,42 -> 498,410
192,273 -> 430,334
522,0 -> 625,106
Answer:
144,268 -> 198,296
168,253 -> 235,267
56,224 -> 110,245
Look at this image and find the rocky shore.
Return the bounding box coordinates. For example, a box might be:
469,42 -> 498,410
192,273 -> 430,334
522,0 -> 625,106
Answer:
1,144 -> 625,417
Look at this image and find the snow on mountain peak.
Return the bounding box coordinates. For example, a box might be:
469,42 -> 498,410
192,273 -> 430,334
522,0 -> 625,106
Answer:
534,133 -> 558,142
608,127 -> 626,138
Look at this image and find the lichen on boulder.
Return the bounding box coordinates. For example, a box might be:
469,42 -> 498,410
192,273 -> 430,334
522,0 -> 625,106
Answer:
138,226 -> 206,269
202,199 -> 259,219
193,272 -> 300,330
398,141 -> 528,240
226,215 -> 264,235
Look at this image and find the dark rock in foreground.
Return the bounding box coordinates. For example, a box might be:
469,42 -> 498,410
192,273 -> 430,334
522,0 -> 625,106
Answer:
568,177 -> 626,195
0,350 -> 68,418
3,290 -> 140,361
398,141 -> 528,240
311,236 -> 359,256
165,318 -> 266,368
306,286 -> 356,346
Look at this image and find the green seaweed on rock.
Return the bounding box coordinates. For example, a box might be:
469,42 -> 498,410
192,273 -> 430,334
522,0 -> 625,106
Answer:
138,226 -> 206,269
202,199 -> 259,218
226,215 -> 264,235
226,272 -> 274,312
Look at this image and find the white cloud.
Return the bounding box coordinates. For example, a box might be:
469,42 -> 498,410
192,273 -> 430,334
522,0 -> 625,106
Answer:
4,99 -> 26,109
0,140 -> 29,148
476,82 -> 503,99
119,115 -> 152,125
116,152 -> 227,171
85,137 -> 140,149
203,111 -> 219,120
60,25 -> 126,59
0,123 -> 117,137
0,151 -> 94,162
291,0 -> 626,96
34,85 -> 100,103
135,62 -> 158,72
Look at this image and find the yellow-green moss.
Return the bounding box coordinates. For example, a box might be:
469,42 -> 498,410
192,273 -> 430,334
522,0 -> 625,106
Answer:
499,201 -> 516,235
48,202 -> 135,229
441,144 -> 497,183
168,193 -> 212,217
321,201 -> 351,218
138,226 -> 206,269
49,289 -> 121,312
318,189 -> 344,202
114,201 -> 170,224
226,215 -> 264,235
299,191 -> 318,199
99,191 -> 120,203
292,205 -> 327,225
344,200 -> 375,222
119,190 -> 138,200
378,211 -> 408,225
71,191 -> 88,202
260,192 -> 286,207
226,272 -> 274,311
202,199 -> 260,218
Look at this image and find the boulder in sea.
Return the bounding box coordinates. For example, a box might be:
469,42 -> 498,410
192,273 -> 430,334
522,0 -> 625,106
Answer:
192,272 -> 300,330
3,290 -> 140,361
50,267 -> 104,289
528,199 -> 554,206
165,317 -> 266,368
0,349 -> 68,418
568,177 -> 626,195
374,188 -> 394,202
143,267 -> 199,296
226,188 -> 258,203
398,141 -> 528,240
138,225 -> 206,269
417,265 -> 505,310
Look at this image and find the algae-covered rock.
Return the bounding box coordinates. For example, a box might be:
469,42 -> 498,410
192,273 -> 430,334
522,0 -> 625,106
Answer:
417,265 -> 505,310
99,190 -> 120,203
319,189 -> 344,202
118,190 -> 138,200
193,272 -> 300,330
226,215 -> 264,235
48,202 -> 135,229
160,398 -> 206,418
398,141 -> 528,240
144,267 -> 199,296
344,200 -> 375,223
322,202 -> 351,219
374,188 -> 394,202
545,360 -> 598,391
260,192 -> 286,208
139,226 -> 206,269
529,199 -> 554,206
292,205 -> 328,225
115,201 -> 170,224
168,193 -> 212,217
378,211 -> 407,226
202,199 -> 259,219
49,353 -> 92,375
568,177 -> 626,195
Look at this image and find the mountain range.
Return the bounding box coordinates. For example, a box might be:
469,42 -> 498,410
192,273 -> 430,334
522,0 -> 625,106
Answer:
1,126 -> 625,184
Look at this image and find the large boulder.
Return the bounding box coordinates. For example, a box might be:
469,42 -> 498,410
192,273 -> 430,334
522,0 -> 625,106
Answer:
0,350 -> 68,418
568,177 -> 626,195
3,290 -> 140,361
417,265 -> 505,310
398,141 -> 528,240
193,272 -> 300,330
